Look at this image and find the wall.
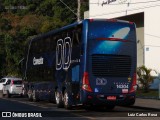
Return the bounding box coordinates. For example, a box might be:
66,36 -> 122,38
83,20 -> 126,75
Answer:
145,6 -> 160,75
90,0 -> 160,76
90,0 -> 160,19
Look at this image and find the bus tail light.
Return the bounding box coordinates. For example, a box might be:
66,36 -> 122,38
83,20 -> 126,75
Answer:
129,21 -> 134,24
129,73 -> 137,93
89,19 -> 94,22
82,72 -> 93,92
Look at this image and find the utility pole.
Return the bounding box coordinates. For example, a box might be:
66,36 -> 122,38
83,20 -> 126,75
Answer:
60,0 -> 81,22
77,0 -> 81,22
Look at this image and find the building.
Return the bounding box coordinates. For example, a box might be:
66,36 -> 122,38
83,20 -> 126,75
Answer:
89,0 -> 160,77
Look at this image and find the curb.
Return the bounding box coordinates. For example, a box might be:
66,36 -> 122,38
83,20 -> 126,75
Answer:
136,96 -> 160,100
124,105 -> 160,111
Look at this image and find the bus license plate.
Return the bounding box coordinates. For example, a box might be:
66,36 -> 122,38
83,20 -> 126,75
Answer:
107,96 -> 116,100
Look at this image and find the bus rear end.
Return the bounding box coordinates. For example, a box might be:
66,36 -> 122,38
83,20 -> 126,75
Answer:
81,19 -> 137,107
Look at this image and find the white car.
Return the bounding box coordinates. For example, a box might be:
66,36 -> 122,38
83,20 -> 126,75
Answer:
1,77 -> 23,98
0,77 -> 9,92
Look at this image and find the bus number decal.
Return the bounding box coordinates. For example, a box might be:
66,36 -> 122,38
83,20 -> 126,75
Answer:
63,37 -> 72,70
56,37 -> 72,70
116,84 -> 128,89
56,39 -> 63,70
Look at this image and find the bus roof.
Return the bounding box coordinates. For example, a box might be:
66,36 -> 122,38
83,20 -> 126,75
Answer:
30,19 -> 135,43
31,20 -> 83,43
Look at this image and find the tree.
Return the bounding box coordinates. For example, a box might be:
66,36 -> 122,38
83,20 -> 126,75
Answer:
0,0 -> 89,77
137,65 -> 156,92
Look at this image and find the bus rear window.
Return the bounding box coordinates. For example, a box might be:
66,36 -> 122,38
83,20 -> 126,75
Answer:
88,21 -> 136,42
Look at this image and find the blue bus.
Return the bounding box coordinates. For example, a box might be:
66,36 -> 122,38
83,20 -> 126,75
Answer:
22,19 -> 137,109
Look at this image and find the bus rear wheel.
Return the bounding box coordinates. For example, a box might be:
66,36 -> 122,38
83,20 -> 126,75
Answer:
28,94 -> 33,101
63,90 -> 72,109
55,90 -> 63,108
32,90 -> 39,102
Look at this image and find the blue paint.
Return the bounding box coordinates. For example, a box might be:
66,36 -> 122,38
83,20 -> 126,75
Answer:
44,52 -> 56,67
72,65 -> 80,82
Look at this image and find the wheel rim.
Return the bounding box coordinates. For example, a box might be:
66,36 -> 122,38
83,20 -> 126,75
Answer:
22,90 -> 24,95
55,92 -> 60,104
28,93 -> 31,99
33,91 -> 35,100
64,92 -> 68,106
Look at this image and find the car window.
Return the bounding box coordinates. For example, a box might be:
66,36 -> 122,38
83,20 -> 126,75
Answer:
0,79 -> 6,83
6,80 -> 11,85
13,80 -> 22,85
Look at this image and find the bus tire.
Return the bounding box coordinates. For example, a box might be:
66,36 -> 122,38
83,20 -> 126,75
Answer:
32,90 -> 39,102
28,93 -> 33,101
55,90 -> 63,108
63,90 -> 72,109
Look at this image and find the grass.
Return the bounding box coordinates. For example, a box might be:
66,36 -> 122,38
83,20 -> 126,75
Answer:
136,89 -> 159,98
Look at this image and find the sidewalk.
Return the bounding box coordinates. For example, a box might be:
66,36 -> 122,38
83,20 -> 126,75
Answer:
132,98 -> 160,110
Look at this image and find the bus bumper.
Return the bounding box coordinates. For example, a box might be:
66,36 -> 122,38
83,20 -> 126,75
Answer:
81,91 -> 136,106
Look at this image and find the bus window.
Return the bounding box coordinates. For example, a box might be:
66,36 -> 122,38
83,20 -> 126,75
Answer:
72,27 -> 82,47
50,36 -> 56,51
34,42 -> 38,54
29,42 -> 34,56
39,40 -> 43,53
45,38 -> 51,52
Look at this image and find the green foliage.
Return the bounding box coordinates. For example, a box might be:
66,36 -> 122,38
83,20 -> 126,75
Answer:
136,89 -> 159,98
36,0 -> 55,16
137,65 -> 156,92
0,0 -> 89,77
0,18 -> 12,31
17,27 -> 36,40
40,20 -> 53,33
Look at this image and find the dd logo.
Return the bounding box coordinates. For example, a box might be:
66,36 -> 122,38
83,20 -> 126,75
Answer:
56,37 -> 72,70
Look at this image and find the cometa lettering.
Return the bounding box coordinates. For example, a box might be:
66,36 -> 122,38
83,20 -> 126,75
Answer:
33,57 -> 44,65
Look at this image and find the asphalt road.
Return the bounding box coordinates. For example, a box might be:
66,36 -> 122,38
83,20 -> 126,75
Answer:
0,96 -> 159,120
